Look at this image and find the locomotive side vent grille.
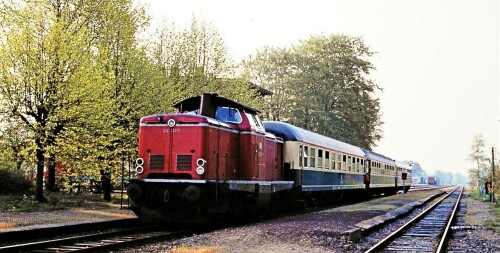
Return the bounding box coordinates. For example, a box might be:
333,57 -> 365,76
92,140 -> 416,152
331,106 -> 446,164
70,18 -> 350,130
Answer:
149,155 -> 165,170
176,155 -> 192,171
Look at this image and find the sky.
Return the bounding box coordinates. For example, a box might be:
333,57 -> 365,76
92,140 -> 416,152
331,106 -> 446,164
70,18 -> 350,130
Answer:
139,0 -> 499,176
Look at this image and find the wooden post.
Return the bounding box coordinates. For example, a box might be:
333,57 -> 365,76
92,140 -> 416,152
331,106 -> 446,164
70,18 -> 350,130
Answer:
492,147 -> 495,203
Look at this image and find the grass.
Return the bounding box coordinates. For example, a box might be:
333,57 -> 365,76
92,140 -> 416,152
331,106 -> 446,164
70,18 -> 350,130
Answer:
0,191 -> 126,213
486,206 -> 500,232
465,189 -> 500,232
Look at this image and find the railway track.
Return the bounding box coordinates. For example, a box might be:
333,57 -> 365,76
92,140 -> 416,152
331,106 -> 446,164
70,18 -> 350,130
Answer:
407,185 -> 451,192
0,221 -> 209,252
365,186 -> 463,253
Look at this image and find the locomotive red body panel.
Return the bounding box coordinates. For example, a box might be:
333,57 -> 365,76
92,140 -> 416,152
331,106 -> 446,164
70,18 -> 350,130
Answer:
264,134 -> 283,180
138,115 -> 211,180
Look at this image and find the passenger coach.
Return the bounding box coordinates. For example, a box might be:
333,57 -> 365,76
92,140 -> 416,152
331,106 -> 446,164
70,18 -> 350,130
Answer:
264,122 -> 368,199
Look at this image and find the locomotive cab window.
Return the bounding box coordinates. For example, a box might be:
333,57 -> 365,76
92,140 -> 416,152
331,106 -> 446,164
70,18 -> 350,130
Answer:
216,107 -> 242,123
245,112 -> 264,128
254,115 -> 264,128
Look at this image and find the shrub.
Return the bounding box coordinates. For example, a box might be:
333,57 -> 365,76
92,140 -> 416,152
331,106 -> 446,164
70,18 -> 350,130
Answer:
0,169 -> 33,195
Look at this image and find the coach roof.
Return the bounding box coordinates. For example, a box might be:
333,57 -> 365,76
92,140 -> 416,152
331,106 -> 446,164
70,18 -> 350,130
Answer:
361,148 -> 395,165
263,121 -> 365,157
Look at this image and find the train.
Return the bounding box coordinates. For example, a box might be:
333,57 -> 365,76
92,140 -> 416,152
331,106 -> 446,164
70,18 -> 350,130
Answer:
126,93 -> 412,222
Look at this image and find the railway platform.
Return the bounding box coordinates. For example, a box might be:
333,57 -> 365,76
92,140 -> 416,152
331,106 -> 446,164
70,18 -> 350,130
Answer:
0,208 -> 135,233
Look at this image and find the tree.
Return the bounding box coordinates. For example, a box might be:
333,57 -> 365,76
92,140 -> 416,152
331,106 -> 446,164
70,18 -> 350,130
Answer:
0,0 -> 100,201
52,0 -> 165,191
0,117 -> 33,171
244,34 -> 382,149
151,17 -> 261,108
407,161 -> 427,183
435,170 -> 453,185
452,172 -> 469,185
243,47 -> 296,121
467,134 -> 488,190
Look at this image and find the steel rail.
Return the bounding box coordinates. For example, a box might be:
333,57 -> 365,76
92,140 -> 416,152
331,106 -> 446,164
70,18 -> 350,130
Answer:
435,186 -> 463,252
0,224 -> 158,252
364,186 -> 461,253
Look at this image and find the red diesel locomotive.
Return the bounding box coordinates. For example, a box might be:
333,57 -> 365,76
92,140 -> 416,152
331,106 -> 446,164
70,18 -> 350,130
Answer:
127,93 -> 411,222
127,93 -> 294,221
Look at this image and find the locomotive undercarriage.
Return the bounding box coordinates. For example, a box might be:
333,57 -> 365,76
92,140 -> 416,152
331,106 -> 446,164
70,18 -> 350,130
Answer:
126,180 -> 294,222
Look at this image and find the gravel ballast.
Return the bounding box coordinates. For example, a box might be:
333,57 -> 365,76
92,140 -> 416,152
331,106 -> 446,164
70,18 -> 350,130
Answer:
122,189 -> 499,252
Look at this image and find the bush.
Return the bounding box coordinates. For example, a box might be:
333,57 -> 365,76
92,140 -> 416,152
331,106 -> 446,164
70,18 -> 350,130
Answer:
0,169 -> 33,195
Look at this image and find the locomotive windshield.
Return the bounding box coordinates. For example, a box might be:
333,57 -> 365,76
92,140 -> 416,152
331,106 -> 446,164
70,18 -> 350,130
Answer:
183,109 -> 199,115
215,107 -> 242,123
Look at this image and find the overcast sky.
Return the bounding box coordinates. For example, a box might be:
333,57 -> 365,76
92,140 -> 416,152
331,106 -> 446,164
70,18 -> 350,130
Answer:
140,0 -> 499,176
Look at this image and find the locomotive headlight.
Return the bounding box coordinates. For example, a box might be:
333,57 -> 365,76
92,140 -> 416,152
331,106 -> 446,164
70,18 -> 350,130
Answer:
167,119 -> 176,128
196,158 -> 206,167
196,166 -> 205,175
136,158 -> 144,166
136,165 -> 144,174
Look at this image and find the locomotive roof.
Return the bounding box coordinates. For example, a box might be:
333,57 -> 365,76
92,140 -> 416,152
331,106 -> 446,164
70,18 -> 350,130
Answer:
361,148 -> 395,165
263,121 -> 365,157
173,94 -> 260,114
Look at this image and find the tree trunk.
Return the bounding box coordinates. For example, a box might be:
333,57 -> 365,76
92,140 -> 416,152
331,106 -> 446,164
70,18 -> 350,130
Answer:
46,153 -> 56,191
35,147 -> 47,203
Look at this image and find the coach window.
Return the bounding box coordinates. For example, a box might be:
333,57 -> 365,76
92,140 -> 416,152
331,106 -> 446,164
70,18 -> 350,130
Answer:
337,154 -> 342,171
353,157 -> 357,173
216,107 -> 242,123
310,148 -> 316,168
347,156 -> 352,172
325,151 -> 330,169
299,145 -> 303,167
303,146 -> 309,167
356,158 -> 360,173
342,155 -> 347,171
318,149 -> 323,169
331,152 -> 336,170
